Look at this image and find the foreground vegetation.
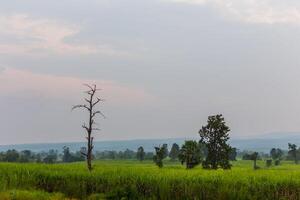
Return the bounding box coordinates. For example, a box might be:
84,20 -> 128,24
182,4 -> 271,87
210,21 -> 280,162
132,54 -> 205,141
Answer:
0,190 -> 69,200
1,160 -> 300,200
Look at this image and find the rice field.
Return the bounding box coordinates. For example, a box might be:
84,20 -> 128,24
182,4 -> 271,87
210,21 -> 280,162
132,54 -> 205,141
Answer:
0,160 -> 300,200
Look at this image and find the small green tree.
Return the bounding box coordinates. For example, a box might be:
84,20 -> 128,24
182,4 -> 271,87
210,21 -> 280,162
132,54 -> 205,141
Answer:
137,146 -> 145,161
229,148 -> 237,161
153,146 -> 166,168
43,149 -> 58,164
19,150 -> 32,163
36,153 -> 42,163
62,146 -> 72,163
270,148 -> 283,165
274,160 -> 281,166
288,143 -> 298,164
199,114 -> 232,169
270,148 -> 283,160
162,144 -> 168,159
199,141 -> 208,158
251,152 -> 259,170
5,149 -> 19,162
266,159 -> 272,167
169,143 -> 180,161
178,140 -> 202,169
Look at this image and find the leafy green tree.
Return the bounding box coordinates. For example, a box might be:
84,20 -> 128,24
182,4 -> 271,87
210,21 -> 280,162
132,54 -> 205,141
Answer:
229,148 -> 237,161
43,149 -> 58,164
108,151 -> 117,159
62,146 -> 72,162
137,146 -> 145,161
274,160 -> 281,166
270,148 -> 276,160
22,150 -> 32,158
251,152 -> 259,170
0,152 -> 5,161
288,143 -> 298,164
169,143 -> 180,161
43,155 -> 56,164
61,147 -> 85,163
266,159 -> 272,167
162,144 -> 168,159
123,149 -> 135,159
153,146 -> 166,168
4,149 -> 19,162
19,150 -> 32,163
242,153 -> 253,160
270,148 -> 283,165
199,114 -> 232,169
270,148 -> 283,160
178,140 -> 202,169
199,141 -> 208,158
35,153 -> 42,163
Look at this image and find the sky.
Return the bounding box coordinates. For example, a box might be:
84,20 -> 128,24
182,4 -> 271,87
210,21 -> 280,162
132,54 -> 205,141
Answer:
1,0 -> 300,145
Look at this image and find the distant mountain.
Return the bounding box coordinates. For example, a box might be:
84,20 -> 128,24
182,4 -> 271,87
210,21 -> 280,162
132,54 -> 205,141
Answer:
0,138 -> 189,153
231,132 -> 300,152
1,132 -> 300,153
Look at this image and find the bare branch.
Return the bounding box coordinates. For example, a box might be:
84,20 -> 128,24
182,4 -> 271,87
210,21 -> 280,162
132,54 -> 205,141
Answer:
92,111 -> 106,118
82,124 -> 89,132
92,85 -> 102,91
84,90 -> 93,95
83,83 -> 94,91
84,98 -> 91,104
81,152 -> 87,158
92,97 -> 104,107
72,104 -> 90,111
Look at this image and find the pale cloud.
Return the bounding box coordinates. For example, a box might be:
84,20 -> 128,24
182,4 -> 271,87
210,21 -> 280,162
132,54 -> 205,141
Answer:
215,0 -> 300,24
166,0 -> 207,5
0,14 -> 125,56
0,68 -> 156,106
165,0 -> 300,24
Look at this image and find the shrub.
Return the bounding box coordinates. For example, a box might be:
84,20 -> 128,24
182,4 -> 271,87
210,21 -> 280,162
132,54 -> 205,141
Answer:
266,160 -> 272,167
275,160 -> 281,166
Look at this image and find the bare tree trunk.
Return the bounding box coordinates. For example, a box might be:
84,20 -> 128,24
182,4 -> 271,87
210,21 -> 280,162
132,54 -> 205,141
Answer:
87,131 -> 92,171
87,145 -> 92,171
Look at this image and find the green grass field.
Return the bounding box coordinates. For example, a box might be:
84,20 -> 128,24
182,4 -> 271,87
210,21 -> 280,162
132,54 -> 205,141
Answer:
0,160 -> 300,200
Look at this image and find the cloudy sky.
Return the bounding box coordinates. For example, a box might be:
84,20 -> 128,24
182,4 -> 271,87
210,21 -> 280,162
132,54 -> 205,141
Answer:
1,0 -> 300,145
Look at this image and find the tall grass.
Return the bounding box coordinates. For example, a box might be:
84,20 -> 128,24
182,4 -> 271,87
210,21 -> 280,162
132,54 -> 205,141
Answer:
0,190 -> 68,200
0,160 -> 300,199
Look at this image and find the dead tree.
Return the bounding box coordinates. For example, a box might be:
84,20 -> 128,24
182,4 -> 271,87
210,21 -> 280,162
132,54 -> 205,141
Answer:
72,84 -> 104,171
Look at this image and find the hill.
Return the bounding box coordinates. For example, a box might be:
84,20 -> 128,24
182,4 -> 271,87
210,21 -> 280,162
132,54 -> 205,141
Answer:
1,132 -> 300,153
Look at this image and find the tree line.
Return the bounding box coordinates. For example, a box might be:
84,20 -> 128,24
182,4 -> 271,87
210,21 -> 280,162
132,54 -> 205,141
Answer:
0,147 -> 85,164
1,142 -> 299,167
